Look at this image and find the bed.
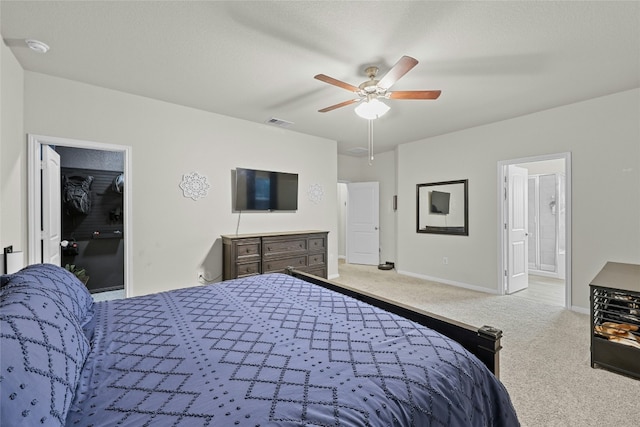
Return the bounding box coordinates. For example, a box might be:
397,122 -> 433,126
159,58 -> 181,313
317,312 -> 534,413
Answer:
1,263 -> 518,426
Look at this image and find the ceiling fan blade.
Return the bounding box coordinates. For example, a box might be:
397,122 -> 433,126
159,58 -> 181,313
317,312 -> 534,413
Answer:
388,90 -> 442,100
314,74 -> 360,92
318,99 -> 360,113
377,56 -> 419,90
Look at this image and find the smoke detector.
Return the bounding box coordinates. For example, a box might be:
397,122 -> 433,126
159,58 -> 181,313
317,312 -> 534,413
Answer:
25,39 -> 49,53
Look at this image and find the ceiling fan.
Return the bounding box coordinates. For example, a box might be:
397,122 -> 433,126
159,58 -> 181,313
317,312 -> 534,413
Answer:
314,55 -> 441,119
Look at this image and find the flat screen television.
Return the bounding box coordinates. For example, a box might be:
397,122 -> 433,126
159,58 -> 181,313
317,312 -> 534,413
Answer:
234,168 -> 298,211
430,190 -> 450,214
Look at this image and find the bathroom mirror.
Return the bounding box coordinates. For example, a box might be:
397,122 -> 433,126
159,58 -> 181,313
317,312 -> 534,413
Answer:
417,179 -> 468,235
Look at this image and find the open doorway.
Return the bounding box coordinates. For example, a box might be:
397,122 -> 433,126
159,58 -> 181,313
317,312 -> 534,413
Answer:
57,146 -> 125,294
27,134 -> 132,298
499,153 -> 572,309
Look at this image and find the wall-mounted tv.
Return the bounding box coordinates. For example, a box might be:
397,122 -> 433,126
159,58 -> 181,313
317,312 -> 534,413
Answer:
234,168 -> 298,211
430,190 -> 450,214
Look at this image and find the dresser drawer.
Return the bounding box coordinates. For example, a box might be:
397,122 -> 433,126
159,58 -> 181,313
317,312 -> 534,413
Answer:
263,238 -> 307,258
309,237 -> 326,251
236,262 -> 261,278
263,256 -> 307,273
236,240 -> 261,259
308,252 -> 325,266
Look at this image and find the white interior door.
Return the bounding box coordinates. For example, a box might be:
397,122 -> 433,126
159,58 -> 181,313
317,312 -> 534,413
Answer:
347,182 -> 379,265
42,145 -> 62,266
506,165 -> 529,294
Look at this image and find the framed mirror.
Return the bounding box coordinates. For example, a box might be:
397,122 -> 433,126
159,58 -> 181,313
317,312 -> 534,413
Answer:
417,179 -> 468,235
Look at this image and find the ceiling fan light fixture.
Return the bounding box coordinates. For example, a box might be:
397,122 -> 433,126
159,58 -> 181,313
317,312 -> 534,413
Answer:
354,98 -> 390,120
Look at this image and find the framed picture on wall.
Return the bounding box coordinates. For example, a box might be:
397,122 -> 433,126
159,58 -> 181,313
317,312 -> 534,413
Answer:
416,179 -> 468,235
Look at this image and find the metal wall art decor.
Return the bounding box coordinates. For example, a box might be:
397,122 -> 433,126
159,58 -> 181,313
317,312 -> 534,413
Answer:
179,172 -> 210,201
417,179 -> 468,235
307,183 -> 324,204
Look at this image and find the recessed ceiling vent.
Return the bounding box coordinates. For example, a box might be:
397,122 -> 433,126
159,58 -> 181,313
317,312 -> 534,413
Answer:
346,147 -> 369,156
266,117 -> 294,128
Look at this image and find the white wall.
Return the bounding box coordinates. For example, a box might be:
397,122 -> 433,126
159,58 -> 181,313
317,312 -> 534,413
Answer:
397,89 -> 640,310
0,41 -> 26,268
22,72 -> 339,296
337,154 -> 363,182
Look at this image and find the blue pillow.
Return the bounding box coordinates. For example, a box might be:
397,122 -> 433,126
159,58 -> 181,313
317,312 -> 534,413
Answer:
1,264 -> 94,330
0,285 -> 90,426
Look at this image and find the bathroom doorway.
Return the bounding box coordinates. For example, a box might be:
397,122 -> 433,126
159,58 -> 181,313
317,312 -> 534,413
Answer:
499,153 -> 571,308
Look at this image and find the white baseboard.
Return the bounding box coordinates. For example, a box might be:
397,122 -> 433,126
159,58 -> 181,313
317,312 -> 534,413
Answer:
396,270 -> 500,295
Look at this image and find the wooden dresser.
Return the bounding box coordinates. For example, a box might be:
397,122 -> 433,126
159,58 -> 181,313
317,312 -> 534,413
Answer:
222,230 -> 328,280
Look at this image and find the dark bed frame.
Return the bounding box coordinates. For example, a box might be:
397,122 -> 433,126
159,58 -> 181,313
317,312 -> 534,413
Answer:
288,269 -> 503,378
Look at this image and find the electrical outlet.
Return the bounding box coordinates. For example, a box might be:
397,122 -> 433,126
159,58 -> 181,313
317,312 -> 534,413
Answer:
442,257 -> 448,265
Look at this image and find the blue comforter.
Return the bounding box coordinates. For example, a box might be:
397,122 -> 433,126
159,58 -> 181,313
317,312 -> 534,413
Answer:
67,273 -> 518,426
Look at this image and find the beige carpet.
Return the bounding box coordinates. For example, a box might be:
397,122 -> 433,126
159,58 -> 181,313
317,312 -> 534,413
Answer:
333,262 -> 639,427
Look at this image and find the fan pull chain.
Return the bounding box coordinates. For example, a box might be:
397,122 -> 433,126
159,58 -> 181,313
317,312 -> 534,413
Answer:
368,119 -> 374,165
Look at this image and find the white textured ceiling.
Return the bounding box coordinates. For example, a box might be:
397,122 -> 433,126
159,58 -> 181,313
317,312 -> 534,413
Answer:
2,1 -> 639,155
